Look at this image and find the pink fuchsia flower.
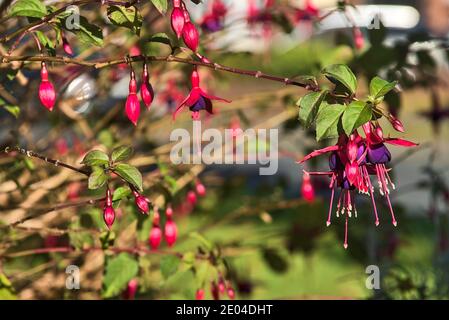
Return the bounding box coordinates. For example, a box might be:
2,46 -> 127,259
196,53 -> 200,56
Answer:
195,181 -> 206,197
62,33 -> 74,56
173,67 -> 230,120
133,190 -> 150,214
171,0 -> 185,38
122,279 -> 138,300
125,70 -> 141,126
195,289 -> 205,300
149,208 -> 162,250
294,0 -> 320,23
103,189 -> 115,229
200,0 -> 228,33
300,122 -> 417,249
187,190 -> 197,206
39,62 -> 56,111
301,172 -> 315,202
140,63 -> 154,109
353,27 -> 365,50
226,284 -> 235,300
164,205 -> 178,247
182,9 -> 200,52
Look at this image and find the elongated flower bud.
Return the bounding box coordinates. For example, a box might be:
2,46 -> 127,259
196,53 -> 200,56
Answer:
39,62 -> 56,111
62,34 -> 74,56
218,277 -> 226,293
195,289 -> 205,300
149,209 -> 162,249
171,6 -> 185,38
125,70 -> 140,125
103,206 -> 115,229
133,190 -> 149,214
164,206 -> 177,247
301,172 -> 315,202
123,279 -> 138,300
353,27 -> 364,50
182,10 -> 199,52
140,64 -> 154,109
211,281 -> 220,300
390,116 -> 405,133
196,182 -> 206,197
227,286 -> 235,300
187,191 -> 197,206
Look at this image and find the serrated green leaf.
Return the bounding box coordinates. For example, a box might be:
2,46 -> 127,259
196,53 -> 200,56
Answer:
82,150 -> 109,166
114,163 -> 143,191
103,253 -> 139,298
315,103 -> 345,141
160,255 -> 180,279
107,5 -> 142,35
342,101 -> 372,135
322,64 -> 357,94
150,0 -> 168,14
111,146 -> 133,163
88,166 -> 108,189
9,0 -> 47,18
369,76 -> 397,99
297,90 -> 328,128
149,32 -> 172,47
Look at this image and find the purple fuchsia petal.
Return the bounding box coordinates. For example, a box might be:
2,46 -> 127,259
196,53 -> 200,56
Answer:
367,144 -> 392,164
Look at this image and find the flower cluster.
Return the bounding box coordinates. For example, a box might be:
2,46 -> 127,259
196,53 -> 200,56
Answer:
197,274 -> 235,300
300,121 -> 417,249
148,206 -> 178,250
171,0 -> 199,52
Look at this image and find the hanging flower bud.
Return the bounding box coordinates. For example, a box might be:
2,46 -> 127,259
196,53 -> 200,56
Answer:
301,172 -> 315,202
122,279 -> 138,300
62,33 -> 74,56
149,208 -> 162,249
187,191 -> 197,206
125,70 -> 141,126
390,116 -> 405,133
353,27 -> 365,50
218,277 -> 226,293
164,206 -> 177,247
182,10 -> 199,52
39,62 -> 56,111
133,190 -> 150,214
227,285 -> 235,300
140,63 -> 154,109
171,0 -> 185,38
195,181 -> 206,197
103,189 -> 115,229
195,289 -> 205,300
211,281 -> 220,300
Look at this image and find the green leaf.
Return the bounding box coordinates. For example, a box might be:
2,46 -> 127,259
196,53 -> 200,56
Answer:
111,146 -> 133,163
88,166 -> 108,189
160,255 -> 180,279
2,105 -> 20,118
9,0 -> 47,18
107,5 -> 142,35
102,253 -> 139,298
342,101 -> 372,135
315,103 -> 345,141
322,64 -> 357,94
297,90 -> 328,128
82,150 -> 109,166
112,186 -> 132,201
149,32 -> 172,47
262,248 -> 289,274
189,232 -> 213,251
150,0 -> 168,14
62,15 -> 103,47
369,76 -> 397,99
114,163 -> 143,191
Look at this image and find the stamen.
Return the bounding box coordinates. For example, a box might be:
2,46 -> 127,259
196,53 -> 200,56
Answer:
327,184 -> 335,227
364,166 -> 380,226
343,215 -> 348,249
385,192 -> 398,227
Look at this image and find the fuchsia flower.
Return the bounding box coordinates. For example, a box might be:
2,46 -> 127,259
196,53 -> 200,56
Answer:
301,172 -> 315,202
39,62 -> 56,111
149,208 -> 162,250
294,0 -> 320,23
62,33 -> 74,56
195,289 -> 205,300
227,285 -> 235,300
173,67 -> 230,120
140,63 -> 154,109
164,206 -> 178,247
353,28 -> 365,50
182,9 -> 200,52
187,190 -> 197,206
123,279 -> 138,300
103,189 -> 115,229
300,121 -> 418,249
133,190 -> 150,214
171,0 -> 185,38
200,0 -> 228,33
195,181 -> 206,197
125,70 -> 140,126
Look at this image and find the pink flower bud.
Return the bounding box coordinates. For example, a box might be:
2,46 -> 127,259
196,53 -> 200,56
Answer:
227,286 -> 235,300
390,116 -> 405,133
301,172 -> 315,203
196,182 -> 206,197
125,71 -> 140,126
218,278 -> 226,293
182,11 -> 199,52
149,226 -> 162,249
171,7 -> 185,38
140,64 -> 154,109
164,219 -> 178,247
103,205 -> 115,229
39,62 -> 56,111
123,279 -> 138,300
195,289 -> 205,300
353,28 -> 364,50
187,191 -> 197,206
211,281 -> 220,300
165,205 -> 173,218
62,35 -> 74,56
133,191 -> 149,214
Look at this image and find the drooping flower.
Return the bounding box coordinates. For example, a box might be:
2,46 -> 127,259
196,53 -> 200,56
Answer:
103,189 -> 115,229
171,0 -> 185,38
140,63 -> 154,109
182,9 -> 200,52
125,70 -> 140,126
300,121 -> 417,249
122,279 -> 138,300
149,208 -> 162,250
164,206 -> 178,247
294,0 -> 320,22
133,190 -> 150,214
39,62 -> 56,111
173,67 -> 230,120
200,0 -> 228,33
